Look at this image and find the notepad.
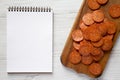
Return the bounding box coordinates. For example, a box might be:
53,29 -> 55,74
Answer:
7,7 -> 53,73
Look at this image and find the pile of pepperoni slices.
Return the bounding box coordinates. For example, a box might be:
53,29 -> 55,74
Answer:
69,0 -> 119,76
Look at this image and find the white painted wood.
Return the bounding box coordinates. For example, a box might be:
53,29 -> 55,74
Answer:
0,0 -> 120,80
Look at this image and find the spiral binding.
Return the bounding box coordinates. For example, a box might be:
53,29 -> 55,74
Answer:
8,6 -> 52,12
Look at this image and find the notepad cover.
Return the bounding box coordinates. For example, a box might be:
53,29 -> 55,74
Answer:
7,7 -> 53,73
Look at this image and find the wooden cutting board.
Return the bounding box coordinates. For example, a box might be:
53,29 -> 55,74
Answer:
60,0 -> 120,78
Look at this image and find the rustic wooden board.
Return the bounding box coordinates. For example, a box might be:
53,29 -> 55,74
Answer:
61,0 -> 120,78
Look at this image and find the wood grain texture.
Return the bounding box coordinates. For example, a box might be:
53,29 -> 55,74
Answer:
0,0 -> 120,80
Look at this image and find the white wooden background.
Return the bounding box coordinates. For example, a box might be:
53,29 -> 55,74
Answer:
0,0 -> 120,80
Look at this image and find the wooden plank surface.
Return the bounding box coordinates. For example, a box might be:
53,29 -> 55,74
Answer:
0,0 -> 120,80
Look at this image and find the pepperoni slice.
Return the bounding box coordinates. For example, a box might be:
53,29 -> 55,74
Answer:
73,42 -> 80,50
83,27 -> 91,40
88,63 -> 102,76
109,4 -> 120,18
88,0 -> 100,10
83,24 -> 102,42
105,21 -> 116,34
81,55 -> 93,65
102,38 -> 113,51
79,41 -> 93,56
103,35 -> 114,40
92,39 -> 104,47
79,22 -> 88,32
89,24 -> 102,42
69,50 -> 81,64
92,10 -> 105,22
90,33 -> 102,42
72,29 -> 83,42
80,40 -> 88,46
91,48 -> 102,56
92,50 -> 104,61
96,0 -> 108,4
79,45 -> 91,56
82,13 -> 94,25
98,23 -> 108,36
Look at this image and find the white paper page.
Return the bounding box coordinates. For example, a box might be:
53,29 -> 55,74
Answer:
7,11 -> 53,73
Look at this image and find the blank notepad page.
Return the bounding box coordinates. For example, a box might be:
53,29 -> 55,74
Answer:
7,7 -> 53,73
